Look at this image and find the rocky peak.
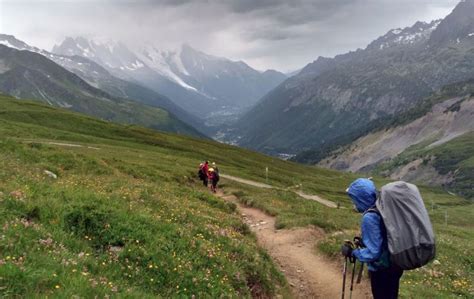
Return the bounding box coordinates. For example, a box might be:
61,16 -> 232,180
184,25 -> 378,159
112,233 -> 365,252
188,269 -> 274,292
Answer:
0,34 -> 41,53
53,37 -> 142,72
52,36 -> 93,57
299,56 -> 336,77
428,0 -> 474,46
367,19 -> 441,51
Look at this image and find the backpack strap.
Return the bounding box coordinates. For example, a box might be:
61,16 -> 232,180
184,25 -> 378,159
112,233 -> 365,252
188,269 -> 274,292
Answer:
364,206 -> 380,216
362,206 -> 391,269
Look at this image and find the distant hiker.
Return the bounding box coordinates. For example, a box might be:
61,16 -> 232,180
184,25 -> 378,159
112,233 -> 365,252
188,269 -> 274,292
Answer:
202,161 -> 209,174
211,162 -> 219,174
208,168 -> 219,193
197,163 -> 205,184
198,161 -> 209,187
341,178 -> 403,299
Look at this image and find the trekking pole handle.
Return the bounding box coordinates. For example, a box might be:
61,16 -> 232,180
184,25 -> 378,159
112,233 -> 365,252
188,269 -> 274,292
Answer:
353,236 -> 363,248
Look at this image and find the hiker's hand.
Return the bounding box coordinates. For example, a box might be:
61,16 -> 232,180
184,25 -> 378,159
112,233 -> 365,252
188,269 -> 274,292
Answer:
353,236 -> 364,248
341,244 -> 352,257
341,242 -> 353,257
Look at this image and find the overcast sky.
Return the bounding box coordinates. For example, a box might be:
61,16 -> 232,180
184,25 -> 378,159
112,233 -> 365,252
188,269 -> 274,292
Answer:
0,0 -> 460,72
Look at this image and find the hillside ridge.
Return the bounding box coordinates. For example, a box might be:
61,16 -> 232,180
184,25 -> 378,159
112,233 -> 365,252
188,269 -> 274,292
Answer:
234,0 -> 474,158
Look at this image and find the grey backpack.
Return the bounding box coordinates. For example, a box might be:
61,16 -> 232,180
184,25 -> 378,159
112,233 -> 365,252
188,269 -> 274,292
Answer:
376,181 -> 436,270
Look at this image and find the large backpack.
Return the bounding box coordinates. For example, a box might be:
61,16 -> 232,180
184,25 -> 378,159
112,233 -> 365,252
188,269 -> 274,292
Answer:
197,167 -> 205,180
376,181 -> 436,270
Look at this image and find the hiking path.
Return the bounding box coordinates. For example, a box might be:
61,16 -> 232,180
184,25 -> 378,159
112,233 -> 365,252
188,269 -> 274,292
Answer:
220,174 -> 338,208
217,191 -> 370,298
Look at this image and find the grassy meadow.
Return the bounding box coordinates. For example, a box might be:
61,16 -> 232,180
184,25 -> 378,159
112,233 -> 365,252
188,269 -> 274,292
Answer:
224,181 -> 473,298
0,95 -> 473,298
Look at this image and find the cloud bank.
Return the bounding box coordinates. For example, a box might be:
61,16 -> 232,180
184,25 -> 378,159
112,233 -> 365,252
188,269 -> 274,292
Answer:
0,0 -> 459,71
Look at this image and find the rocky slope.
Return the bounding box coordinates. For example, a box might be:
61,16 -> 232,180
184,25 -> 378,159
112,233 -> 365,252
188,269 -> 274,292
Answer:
319,96 -> 474,172
380,131 -> 473,198
319,79 -> 474,198
236,0 -> 474,157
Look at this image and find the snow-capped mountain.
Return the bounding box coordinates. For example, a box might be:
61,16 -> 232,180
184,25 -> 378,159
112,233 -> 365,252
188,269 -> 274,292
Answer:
176,44 -> 287,108
0,34 -> 102,79
52,37 -> 144,73
0,43 -> 203,137
367,20 -> 441,50
136,44 -> 199,92
52,37 -> 287,125
0,34 -> 43,52
0,34 -> 127,84
53,37 -> 221,118
0,34 -> 203,131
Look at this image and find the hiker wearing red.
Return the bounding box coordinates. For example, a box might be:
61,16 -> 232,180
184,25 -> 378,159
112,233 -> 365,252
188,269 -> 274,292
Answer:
202,161 -> 209,174
198,161 -> 209,187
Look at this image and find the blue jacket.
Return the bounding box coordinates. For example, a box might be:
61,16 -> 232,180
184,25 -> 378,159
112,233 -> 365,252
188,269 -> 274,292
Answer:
347,178 -> 389,272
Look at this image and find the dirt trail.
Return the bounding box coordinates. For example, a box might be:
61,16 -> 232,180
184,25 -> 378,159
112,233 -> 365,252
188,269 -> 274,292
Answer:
46,142 -> 101,150
22,140 -> 101,150
221,174 -> 338,208
220,174 -> 273,189
294,191 -> 339,208
218,191 -> 370,299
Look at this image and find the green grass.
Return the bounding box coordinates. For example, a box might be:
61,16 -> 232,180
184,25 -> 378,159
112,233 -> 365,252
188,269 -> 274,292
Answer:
0,94 -> 472,298
0,96 -> 290,297
0,139 -> 289,297
221,179 -> 473,298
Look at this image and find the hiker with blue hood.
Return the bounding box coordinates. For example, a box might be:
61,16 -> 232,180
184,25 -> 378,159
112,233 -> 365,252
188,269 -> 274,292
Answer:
341,178 -> 403,299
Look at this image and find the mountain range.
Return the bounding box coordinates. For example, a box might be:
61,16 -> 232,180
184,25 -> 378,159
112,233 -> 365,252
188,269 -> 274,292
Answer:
234,0 -> 474,159
0,43 -> 202,137
1,0 -> 472,187
0,34 -> 203,131
52,38 -> 287,129
0,34 -> 287,136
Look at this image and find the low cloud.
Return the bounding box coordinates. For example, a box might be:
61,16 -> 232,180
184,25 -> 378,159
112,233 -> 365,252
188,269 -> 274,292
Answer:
0,0 -> 459,72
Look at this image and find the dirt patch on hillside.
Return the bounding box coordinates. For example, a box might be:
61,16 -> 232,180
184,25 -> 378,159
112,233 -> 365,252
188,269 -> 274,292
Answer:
221,174 -> 338,208
389,158 -> 455,186
319,97 -> 474,173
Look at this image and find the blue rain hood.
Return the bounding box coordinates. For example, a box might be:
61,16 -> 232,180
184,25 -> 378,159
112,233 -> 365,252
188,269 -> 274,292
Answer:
347,178 -> 377,213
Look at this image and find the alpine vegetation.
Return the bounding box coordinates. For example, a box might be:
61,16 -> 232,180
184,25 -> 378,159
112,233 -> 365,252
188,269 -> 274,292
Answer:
0,0 -> 473,298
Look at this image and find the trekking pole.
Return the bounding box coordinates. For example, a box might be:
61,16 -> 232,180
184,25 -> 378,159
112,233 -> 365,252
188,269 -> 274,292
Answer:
341,256 -> 348,299
356,262 -> 364,284
349,258 -> 356,299
352,236 -> 364,285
